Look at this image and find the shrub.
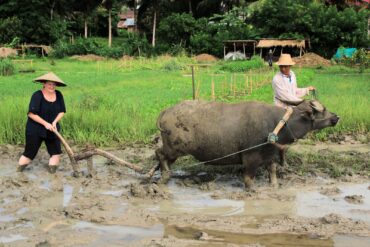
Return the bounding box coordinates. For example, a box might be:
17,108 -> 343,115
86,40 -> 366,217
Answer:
0,59 -> 15,76
220,56 -> 265,72
162,60 -> 184,71
352,48 -> 369,73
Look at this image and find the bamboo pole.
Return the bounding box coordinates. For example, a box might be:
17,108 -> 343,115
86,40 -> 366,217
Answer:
195,79 -> 201,99
211,77 -> 215,101
229,75 -> 233,95
249,71 -> 253,95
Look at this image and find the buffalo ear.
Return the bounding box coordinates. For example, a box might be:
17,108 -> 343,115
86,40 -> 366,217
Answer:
301,109 -> 314,120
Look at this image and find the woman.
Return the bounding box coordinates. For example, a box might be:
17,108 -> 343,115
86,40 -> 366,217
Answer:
18,72 -> 67,173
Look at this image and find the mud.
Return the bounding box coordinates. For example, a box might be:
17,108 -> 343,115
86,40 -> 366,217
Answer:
0,142 -> 369,246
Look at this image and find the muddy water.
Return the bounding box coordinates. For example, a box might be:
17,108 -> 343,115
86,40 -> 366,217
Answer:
1,145 -> 370,246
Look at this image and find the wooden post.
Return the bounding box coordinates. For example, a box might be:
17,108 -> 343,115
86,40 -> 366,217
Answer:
299,47 -> 302,57
260,48 -> 262,57
224,45 -> 226,59
233,42 -> 236,53
191,65 -> 195,100
253,42 -> 256,56
243,43 -> 246,58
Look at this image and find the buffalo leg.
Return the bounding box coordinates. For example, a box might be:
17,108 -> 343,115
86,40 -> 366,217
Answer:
268,162 -> 278,188
242,153 -> 261,190
155,148 -> 176,184
279,147 -> 287,166
244,168 -> 256,190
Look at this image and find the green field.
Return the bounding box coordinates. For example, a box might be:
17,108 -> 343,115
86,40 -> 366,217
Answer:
0,57 -> 369,146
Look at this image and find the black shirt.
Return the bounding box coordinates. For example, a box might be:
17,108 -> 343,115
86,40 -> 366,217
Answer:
26,90 -> 66,139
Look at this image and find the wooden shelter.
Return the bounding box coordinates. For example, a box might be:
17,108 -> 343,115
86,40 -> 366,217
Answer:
256,39 -> 309,57
223,40 -> 258,59
17,44 -> 52,57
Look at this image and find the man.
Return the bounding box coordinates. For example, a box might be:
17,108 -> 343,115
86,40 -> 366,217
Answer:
272,54 -> 315,108
268,49 -> 273,67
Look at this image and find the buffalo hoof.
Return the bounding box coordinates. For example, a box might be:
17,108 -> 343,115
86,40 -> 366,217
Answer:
270,181 -> 279,188
158,171 -> 171,184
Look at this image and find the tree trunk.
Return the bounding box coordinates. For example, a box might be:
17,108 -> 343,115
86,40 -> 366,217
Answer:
50,0 -> 55,20
188,0 -> 192,14
108,9 -> 112,47
134,0 -> 138,32
84,18 -> 88,38
152,10 -> 157,47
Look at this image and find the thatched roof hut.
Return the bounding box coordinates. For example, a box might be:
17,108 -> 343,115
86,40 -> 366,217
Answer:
257,39 -> 305,49
256,39 -> 310,57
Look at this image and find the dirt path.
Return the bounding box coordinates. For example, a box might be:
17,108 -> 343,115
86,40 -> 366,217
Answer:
0,142 -> 369,246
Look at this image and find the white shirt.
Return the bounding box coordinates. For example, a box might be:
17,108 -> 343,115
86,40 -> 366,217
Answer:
272,71 -> 309,108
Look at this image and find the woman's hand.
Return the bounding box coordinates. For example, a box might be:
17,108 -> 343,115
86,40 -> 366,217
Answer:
52,121 -> 57,130
44,122 -> 55,131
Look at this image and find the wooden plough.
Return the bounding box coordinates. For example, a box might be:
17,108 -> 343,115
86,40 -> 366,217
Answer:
53,130 -> 159,178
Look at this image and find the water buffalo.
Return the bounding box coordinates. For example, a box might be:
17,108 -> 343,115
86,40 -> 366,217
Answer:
155,100 -> 339,188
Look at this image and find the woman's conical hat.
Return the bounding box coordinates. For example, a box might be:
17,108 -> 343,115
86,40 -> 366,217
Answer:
33,72 -> 67,87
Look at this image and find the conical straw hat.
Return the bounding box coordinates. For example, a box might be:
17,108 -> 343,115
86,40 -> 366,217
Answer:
33,72 -> 67,87
276,54 -> 295,66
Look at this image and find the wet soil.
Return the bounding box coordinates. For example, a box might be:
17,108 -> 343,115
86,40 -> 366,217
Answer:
0,142 -> 369,246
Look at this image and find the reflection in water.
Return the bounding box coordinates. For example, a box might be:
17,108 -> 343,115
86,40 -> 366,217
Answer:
165,224 -> 334,247
0,214 -> 15,222
296,183 -> 370,223
0,234 -> 28,243
72,221 -> 163,246
63,184 -> 74,207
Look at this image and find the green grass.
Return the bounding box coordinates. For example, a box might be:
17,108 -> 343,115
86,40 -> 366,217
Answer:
0,58 -> 369,146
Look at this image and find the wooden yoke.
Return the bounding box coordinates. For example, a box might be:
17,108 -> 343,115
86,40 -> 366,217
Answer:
268,107 -> 294,144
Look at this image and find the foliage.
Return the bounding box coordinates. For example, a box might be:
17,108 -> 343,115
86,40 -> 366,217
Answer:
352,48 -> 369,73
0,16 -> 22,45
250,0 -> 369,58
4,37 -> 21,48
162,60 -> 184,71
51,38 -> 101,58
0,59 -> 15,76
157,13 -> 197,50
219,56 -> 265,72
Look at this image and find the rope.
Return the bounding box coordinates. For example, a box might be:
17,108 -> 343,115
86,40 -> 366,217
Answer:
187,141 -> 270,167
311,89 -> 318,100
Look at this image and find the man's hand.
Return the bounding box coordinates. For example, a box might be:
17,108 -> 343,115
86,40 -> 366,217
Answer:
44,122 -> 55,131
307,86 -> 316,91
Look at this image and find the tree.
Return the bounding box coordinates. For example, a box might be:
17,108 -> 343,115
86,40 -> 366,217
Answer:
102,0 -> 114,47
73,0 -> 101,38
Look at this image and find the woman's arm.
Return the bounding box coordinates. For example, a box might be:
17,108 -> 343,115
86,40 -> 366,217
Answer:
52,112 -> 65,129
28,112 -> 54,131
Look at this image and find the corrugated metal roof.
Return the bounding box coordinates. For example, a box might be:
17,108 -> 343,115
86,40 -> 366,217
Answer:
124,18 -> 135,26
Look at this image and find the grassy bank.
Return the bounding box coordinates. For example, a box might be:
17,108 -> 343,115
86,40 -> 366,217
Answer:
0,57 -> 369,146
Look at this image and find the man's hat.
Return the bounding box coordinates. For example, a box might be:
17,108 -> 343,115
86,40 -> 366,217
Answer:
276,54 -> 295,66
33,72 -> 67,87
